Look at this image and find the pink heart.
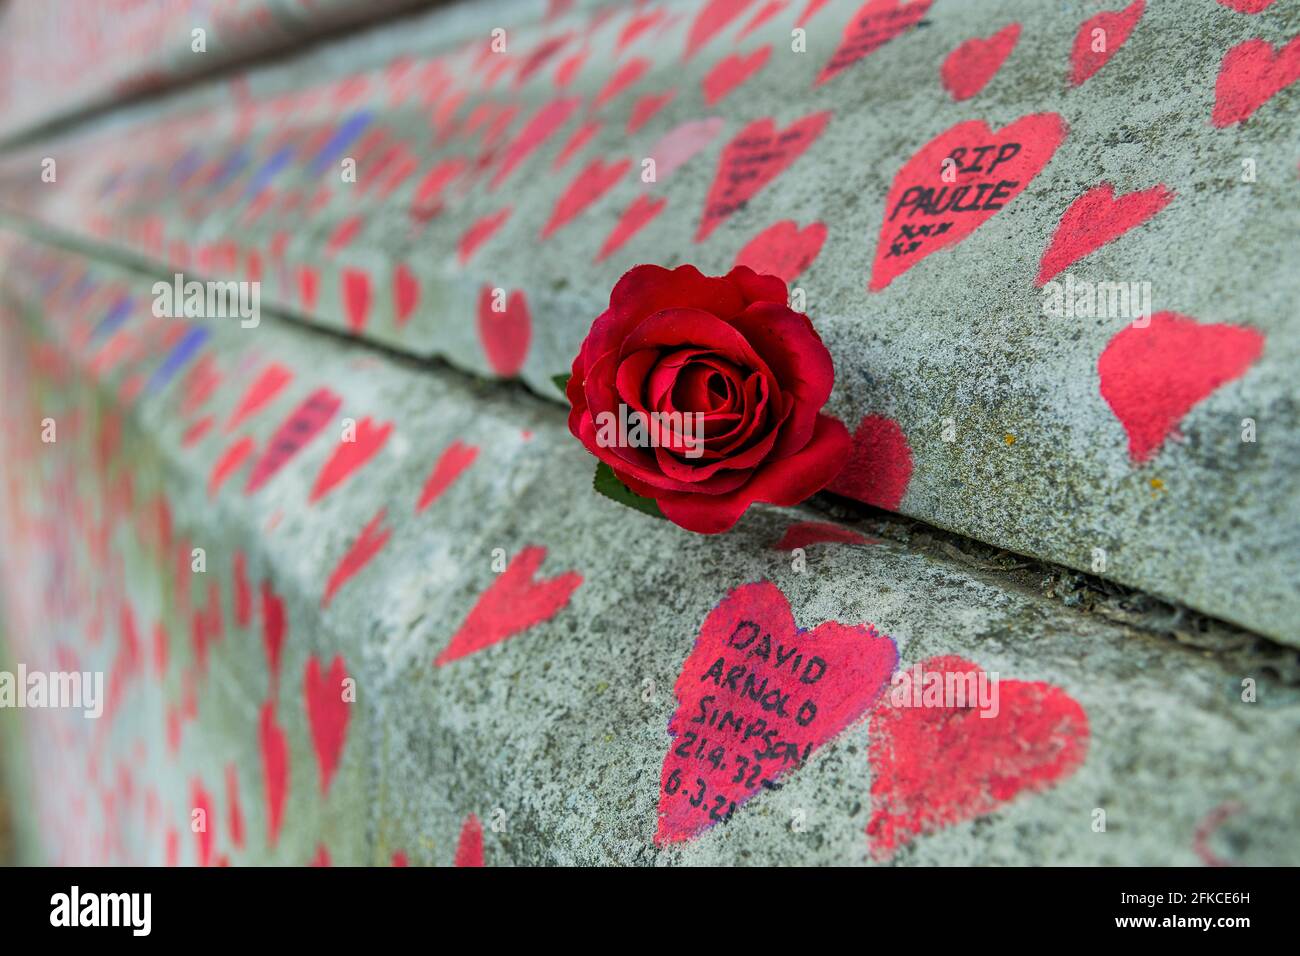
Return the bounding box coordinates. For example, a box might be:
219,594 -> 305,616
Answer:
827,414 -> 913,510
702,45 -> 772,105
1212,35 -> 1300,127
733,219 -> 827,283
656,581 -> 897,844
303,654 -> 351,795
869,113 -> 1067,291
941,23 -> 1020,102
476,286 -> 532,376
1098,312 -> 1264,462
1070,0 -> 1145,87
817,0 -> 932,86
1037,182 -> 1173,285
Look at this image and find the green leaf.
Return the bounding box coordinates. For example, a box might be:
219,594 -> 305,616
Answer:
552,373 -> 571,397
592,462 -> 665,519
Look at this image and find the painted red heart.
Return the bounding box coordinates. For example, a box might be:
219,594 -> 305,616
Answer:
1212,35 -> 1300,127
541,157 -> 630,238
941,23 -> 1020,102
393,263 -> 419,326
702,45 -> 772,106
458,207 -> 512,264
1037,182 -> 1173,285
310,417 -> 393,503
817,0 -> 932,86
233,552 -> 252,629
190,778 -> 215,866
1069,0 -> 1145,87
552,120 -> 601,170
225,763 -> 246,850
1216,0 -> 1276,12
476,286 -> 532,376
867,655 -> 1088,859
657,580 -> 896,844
733,219 -> 827,282
592,58 -> 650,111
260,579 -> 286,691
416,441 -> 479,512
869,113 -> 1066,291
827,414 -> 913,510
208,436 -> 254,498
684,0 -> 757,60
490,97 -> 581,189
436,545 -> 582,666
596,194 -> 668,262
696,111 -> 831,242
298,265 -> 319,311
304,654 -> 351,795
245,388 -> 341,494
627,90 -> 676,135
258,701 -> 288,847
225,362 -> 292,432
455,814 -> 485,866
322,508 -> 393,607
341,268 -> 370,332
409,158 -> 466,220
1098,312 -> 1265,462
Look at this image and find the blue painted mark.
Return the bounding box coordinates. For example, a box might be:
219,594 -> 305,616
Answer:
308,111 -> 373,175
208,146 -> 250,191
245,146 -> 296,199
147,327 -> 209,395
92,296 -> 134,340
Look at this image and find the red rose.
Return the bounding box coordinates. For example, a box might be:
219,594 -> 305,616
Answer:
566,264 -> 849,533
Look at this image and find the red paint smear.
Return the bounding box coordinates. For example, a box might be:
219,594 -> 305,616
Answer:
941,23 -> 1020,102
491,97 -> 580,188
391,851 -> 409,866
322,508 -> 393,607
596,195 -> 668,262
310,417 -> 393,503
697,111 -> 830,242
592,57 -> 650,110
458,207 -> 513,264
1098,312 -> 1264,463
867,655 -> 1088,859
341,269 -> 371,332
551,120 -> 600,170
684,0 -> 757,60
208,436 -> 255,498
417,441 -> 479,512
233,551 -> 252,629
869,113 -> 1066,291
702,45 -> 771,106
261,579 -> 286,692
739,0 -> 787,40
304,654 -> 351,795
627,90 -> 676,135
1212,35 -> 1300,127
245,388 -> 342,494
1069,0 -> 1145,87
618,9 -> 665,51
797,0 -> 830,26
774,521 -> 871,550
393,263 -> 420,326
152,621 -> 169,680
733,219 -> 827,283
225,763 -> 246,850
455,814 -> 485,866
476,286 -> 532,376
542,157 -> 630,238
553,46 -> 589,88
226,363 -> 293,433
817,0 -> 932,86
657,581 -> 897,844
1036,182 -> 1173,285
191,778 -> 215,866
436,545 -> 582,666
310,844 -> 332,867
828,414 -> 913,510
517,32 -> 573,86
410,158 -> 467,220
166,828 -> 179,867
